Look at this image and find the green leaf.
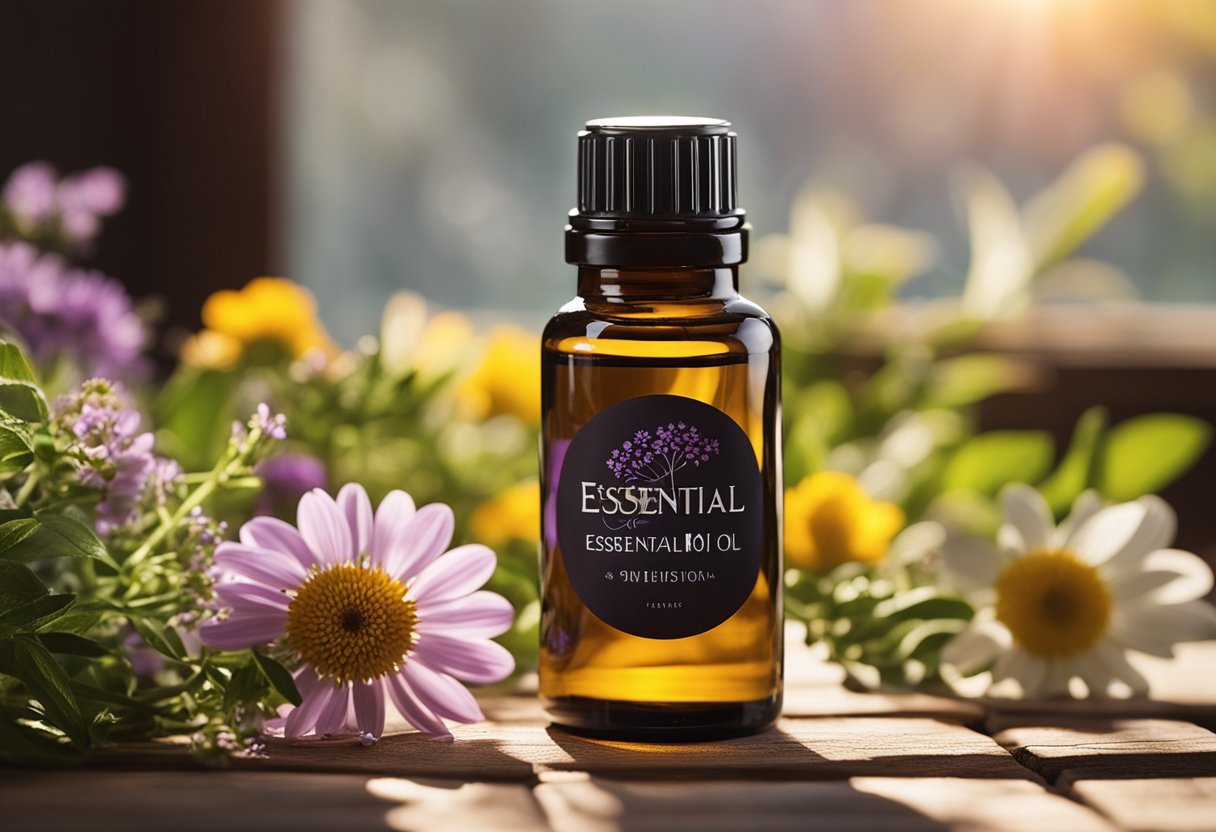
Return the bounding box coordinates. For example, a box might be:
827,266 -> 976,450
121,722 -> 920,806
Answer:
154,368 -> 238,471
0,560 -> 47,611
943,431 -> 1054,496
923,354 -> 1031,409
0,513 -> 112,566
129,615 -> 187,661
1099,413 -> 1212,502
223,662 -> 266,712
0,594 -> 75,637
37,633 -> 109,658
252,651 -> 302,706
1039,407 -> 1107,516
0,343 -> 48,423
8,634 -> 89,746
1023,143 -> 1144,270
0,419 -> 34,472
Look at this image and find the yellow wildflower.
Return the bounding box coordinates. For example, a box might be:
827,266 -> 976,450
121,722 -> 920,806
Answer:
470,480 -> 540,549
784,471 -> 904,572
181,277 -> 338,369
379,291 -> 478,381
459,324 -> 540,424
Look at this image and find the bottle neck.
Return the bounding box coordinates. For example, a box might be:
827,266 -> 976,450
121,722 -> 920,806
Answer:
577,266 -> 739,302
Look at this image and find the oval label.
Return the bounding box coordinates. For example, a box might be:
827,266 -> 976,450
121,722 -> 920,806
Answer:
556,394 -> 763,639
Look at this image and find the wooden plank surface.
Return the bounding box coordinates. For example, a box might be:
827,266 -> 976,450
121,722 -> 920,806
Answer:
989,717 -> 1216,784
0,771 -> 398,832
534,775 -> 1116,832
241,717 -> 1030,782
1070,778 -> 1216,832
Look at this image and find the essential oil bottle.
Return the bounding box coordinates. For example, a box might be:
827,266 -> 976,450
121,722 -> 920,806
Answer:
540,116 -> 783,739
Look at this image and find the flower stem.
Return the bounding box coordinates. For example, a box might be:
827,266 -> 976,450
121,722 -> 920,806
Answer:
126,427 -> 263,570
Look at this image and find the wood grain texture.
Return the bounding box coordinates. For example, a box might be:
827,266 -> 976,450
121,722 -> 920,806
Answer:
1070,778 -> 1216,832
534,776 -> 1115,832
0,771 -> 396,832
990,717 -> 1216,784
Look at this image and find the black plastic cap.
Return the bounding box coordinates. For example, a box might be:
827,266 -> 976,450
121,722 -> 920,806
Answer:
566,116 -> 749,268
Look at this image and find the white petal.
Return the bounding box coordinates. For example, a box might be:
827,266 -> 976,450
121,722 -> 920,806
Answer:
999,484 -> 1053,551
1069,496 -> 1175,570
992,648 -> 1048,698
1115,599 -> 1216,645
1109,549 -> 1214,605
940,534 -> 1007,595
1039,661 -> 1075,699
1076,641 -> 1149,697
1054,490 -> 1103,548
940,618 -> 1010,675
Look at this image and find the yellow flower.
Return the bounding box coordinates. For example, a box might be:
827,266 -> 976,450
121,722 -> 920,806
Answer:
459,324 -> 540,424
181,277 -> 338,369
784,471 -> 904,572
379,291 -> 479,381
471,480 -> 539,549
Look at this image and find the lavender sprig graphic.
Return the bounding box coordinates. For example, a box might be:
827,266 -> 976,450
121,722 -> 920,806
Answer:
606,421 -> 720,490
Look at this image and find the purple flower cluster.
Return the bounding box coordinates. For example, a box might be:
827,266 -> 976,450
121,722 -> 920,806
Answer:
606,421 -> 721,483
0,241 -> 147,380
254,453 -> 327,518
2,162 -> 125,247
53,379 -> 175,535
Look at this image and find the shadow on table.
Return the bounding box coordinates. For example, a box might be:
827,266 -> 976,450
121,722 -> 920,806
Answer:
543,724 -> 1026,780
534,777 -> 954,832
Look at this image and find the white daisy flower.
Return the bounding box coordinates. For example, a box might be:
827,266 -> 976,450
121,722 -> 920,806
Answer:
939,484 -> 1216,698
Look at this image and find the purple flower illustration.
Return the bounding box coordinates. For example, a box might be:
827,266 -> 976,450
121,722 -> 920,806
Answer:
605,421 -> 720,492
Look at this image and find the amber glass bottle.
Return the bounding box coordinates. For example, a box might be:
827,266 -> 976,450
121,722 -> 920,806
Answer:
540,117 -> 782,739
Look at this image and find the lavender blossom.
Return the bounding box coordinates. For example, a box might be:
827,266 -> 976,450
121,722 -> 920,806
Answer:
0,241 -> 147,380
2,162 -> 57,224
255,453 -> 327,518
606,421 -> 720,486
2,162 -> 126,246
53,379 -> 159,535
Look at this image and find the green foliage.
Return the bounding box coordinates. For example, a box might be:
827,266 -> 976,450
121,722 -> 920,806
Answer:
943,431 -> 1054,496
786,563 -> 973,689
1099,414 -> 1211,501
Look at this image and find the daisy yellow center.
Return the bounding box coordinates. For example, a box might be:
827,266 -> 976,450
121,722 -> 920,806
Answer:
994,548 -> 1112,658
285,563 -> 417,684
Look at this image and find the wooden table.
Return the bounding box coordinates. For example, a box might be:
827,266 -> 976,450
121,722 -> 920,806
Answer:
5,640 -> 1215,832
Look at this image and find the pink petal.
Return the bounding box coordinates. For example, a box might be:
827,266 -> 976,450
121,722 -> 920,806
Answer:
417,592 -> 515,638
387,503 -> 454,581
371,490 -> 416,568
214,543 -> 306,589
353,680 -> 386,738
298,489 -> 354,565
386,673 -> 451,739
199,613 -> 286,650
285,680 -> 337,738
314,684 -> 353,737
214,581 -> 291,612
412,633 -> 515,684
240,517 -> 319,571
409,544 -> 496,605
404,661 -> 483,724
337,483 -> 374,557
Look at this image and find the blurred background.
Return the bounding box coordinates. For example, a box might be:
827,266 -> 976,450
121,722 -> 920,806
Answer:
3,0 -> 1214,335
1,0 -> 1215,553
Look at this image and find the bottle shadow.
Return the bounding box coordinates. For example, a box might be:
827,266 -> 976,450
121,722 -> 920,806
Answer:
542,722 -> 1026,780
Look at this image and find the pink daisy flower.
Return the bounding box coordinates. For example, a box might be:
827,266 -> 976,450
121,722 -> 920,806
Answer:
200,484 -> 515,741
